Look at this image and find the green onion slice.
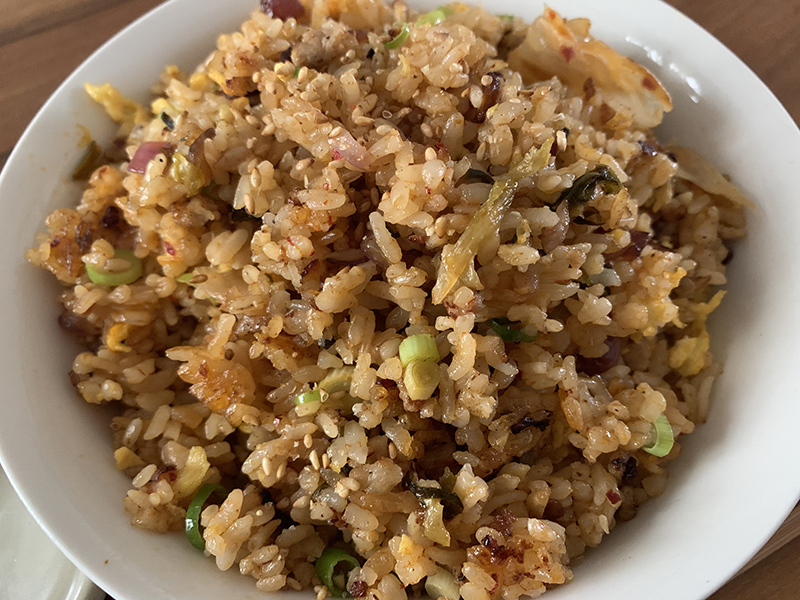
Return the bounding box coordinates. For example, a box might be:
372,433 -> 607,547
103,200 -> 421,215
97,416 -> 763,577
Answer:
643,414 -> 674,457
185,483 -> 229,550
315,548 -> 361,598
85,248 -> 143,287
490,318 -> 538,343
416,6 -> 454,26
294,390 -> 322,405
319,366 -> 355,394
403,359 -> 441,401
385,23 -> 409,49
431,137 -> 553,304
398,334 -> 439,367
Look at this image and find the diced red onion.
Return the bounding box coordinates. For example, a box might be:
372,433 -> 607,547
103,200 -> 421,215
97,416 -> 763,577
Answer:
260,0 -> 305,20
128,141 -> 171,174
329,132 -> 374,171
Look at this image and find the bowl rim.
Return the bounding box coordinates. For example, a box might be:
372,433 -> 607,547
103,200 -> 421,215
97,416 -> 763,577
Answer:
1,0 -> 799,599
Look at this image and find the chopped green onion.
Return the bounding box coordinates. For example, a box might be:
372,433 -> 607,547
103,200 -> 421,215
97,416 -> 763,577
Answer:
71,140 -> 102,181
557,165 -> 622,223
293,66 -> 301,78
294,390 -> 322,405
85,248 -> 142,287
315,548 -> 361,598
398,334 -> 439,367
643,414 -> 674,457
176,273 -> 194,283
432,137 -> 554,304
405,471 -> 463,519
416,6 -> 454,26
385,23 -> 409,49
403,359 -> 441,401
319,366 -> 355,394
490,318 -> 538,343
458,168 -> 495,185
185,483 -> 228,550
425,567 -> 460,600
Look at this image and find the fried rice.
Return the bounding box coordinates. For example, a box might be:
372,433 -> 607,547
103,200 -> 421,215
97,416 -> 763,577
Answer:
25,0 -> 749,598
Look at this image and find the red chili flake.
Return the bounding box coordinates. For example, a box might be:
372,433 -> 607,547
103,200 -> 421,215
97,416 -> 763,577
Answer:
560,45 -> 576,62
606,490 -> 622,505
50,237 -> 61,248
583,77 -> 596,100
164,241 -> 176,256
198,361 -> 208,377
425,186 -> 431,195
323,182 -> 330,191
331,148 -> 343,161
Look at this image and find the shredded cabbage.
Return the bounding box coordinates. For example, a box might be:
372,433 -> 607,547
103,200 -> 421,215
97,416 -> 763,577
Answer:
432,137 -> 553,304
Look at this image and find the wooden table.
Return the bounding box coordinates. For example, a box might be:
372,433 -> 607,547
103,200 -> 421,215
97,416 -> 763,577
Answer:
0,0 -> 798,598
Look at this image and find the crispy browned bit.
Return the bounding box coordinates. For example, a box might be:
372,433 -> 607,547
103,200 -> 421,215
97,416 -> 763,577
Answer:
68,370 -> 84,387
576,337 -> 621,376
75,221 -> 94,253
466,71 -> 503,123
101,206 -> 122,229
58,310 -> 101,348
607,230 -> 650,261
491,507 -> 517,536
510,410 -> 552,434
348,580 -> 368,598
638,140 -> 659,157
542,499 -> 565,521
641,75 -> 657,91
609,455 -> 638,484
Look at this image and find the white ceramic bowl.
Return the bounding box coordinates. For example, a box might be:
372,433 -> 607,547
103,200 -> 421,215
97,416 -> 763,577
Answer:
1,1 -> 798,599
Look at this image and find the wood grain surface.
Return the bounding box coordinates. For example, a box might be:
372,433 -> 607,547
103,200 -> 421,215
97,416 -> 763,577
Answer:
1,0 -> 798,598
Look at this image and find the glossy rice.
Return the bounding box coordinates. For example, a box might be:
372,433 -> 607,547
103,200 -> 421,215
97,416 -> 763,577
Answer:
26,0 -> 748,598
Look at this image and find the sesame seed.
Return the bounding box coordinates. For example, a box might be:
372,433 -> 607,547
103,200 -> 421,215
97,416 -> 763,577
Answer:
310,450 -> 321,470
